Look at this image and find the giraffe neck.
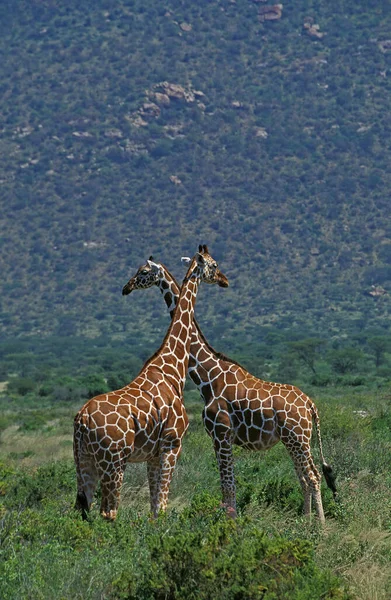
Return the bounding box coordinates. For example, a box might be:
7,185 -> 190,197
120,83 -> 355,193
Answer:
147,264 -> 201,393
156,268 -> 230,392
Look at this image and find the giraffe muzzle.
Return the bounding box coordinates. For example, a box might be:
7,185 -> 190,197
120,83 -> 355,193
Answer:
122,279 -> 135,295
217,271 -> 229,288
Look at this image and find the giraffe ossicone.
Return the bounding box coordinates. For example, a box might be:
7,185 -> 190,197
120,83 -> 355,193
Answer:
123,253 -> 336,524
74,246 -> 228,521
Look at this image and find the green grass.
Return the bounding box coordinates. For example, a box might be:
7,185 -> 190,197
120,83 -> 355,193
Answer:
0,387 -> 390,598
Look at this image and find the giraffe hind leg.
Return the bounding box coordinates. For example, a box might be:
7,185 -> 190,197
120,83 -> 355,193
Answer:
147,458 -> 161,518
284,439 -> 325,524
294,465 -> 311,517
75,459 -> 99,520
213,432 -> 237,518
304,454 -> 325,524
100,464 -> 125,521
154,444 -> 183,515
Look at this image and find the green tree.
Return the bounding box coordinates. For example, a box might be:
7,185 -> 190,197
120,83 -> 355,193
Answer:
329,348 -> 363,375
367,336 -> 389,368
287,338 -> 324,376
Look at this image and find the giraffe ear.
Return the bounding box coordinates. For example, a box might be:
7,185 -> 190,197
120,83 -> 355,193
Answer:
181,256 -> 192,266
203,244 -> 209,253
195,252 -> 205,265
198,244 -> 203,253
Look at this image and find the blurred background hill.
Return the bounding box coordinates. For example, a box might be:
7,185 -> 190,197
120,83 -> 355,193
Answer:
0,0 -> 390,359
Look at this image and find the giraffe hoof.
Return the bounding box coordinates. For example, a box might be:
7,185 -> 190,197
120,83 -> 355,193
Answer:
101,510 -> 117,521
219,503 -> 237,519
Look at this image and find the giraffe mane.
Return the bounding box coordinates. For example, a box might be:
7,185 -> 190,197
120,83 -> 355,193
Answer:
192,317 -> 245,370
136,258 -> 199,375
159,263 -> 244,370
136,259 -> 243,375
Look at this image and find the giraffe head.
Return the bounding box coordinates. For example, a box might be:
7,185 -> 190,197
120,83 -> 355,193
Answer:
181,245 -> 229,288
122,256 -> 161,295
122,245 -> 228,296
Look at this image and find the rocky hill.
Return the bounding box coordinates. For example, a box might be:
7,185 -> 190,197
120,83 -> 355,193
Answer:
0,0 -> 390,351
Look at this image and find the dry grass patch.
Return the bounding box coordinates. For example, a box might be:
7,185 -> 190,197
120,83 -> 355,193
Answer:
0,426 -> 73,466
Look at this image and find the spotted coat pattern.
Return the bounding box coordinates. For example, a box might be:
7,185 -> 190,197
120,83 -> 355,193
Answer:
123,258 -> 336,523
74,249 -> 228,521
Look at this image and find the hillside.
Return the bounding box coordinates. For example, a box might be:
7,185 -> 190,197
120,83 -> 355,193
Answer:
0,0 -> 390,350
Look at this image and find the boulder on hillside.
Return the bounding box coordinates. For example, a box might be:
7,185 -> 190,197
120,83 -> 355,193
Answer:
304,21 -> 325,39
140,102 -> 160,118
259,4 -> 283,22
154,92 -> 170,106
378,40 -> 391,52
254,127 -> 268,138
125,114 -> 148,128
154,82 -> 195,102
368,285 -> 387,298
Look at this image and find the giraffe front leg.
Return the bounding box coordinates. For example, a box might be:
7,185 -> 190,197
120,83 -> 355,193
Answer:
214,432 -> 237,519
155,444 -> 182,515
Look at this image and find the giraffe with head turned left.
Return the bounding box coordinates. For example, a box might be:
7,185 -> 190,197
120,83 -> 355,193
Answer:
73,247 -> 228,521
123,246 -> 337,524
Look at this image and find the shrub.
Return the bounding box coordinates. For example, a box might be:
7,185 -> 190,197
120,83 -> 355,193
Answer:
7,377 -> 36,396
111,494 -> 347,600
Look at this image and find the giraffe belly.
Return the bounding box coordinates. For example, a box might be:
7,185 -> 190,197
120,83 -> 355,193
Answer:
126,445 -> 158,463
231,409 -> 279,450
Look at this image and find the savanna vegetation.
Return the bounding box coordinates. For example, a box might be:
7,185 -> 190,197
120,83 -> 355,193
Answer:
1,337 -> 390,598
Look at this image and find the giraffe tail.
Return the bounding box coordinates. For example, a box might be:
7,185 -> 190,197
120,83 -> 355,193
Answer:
310,402 -> 337,499
73,412 -> 90,520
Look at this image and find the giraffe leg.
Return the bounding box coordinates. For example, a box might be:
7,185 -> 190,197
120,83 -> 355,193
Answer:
301,451 -> 324,523
284,439 -> 325,524
203,407 -> 237,518
294,464 -> 311,517
75,458 -> 99,520
99,462 -> 125,521
154,444 -> 182,516
213,432 -> 237,518
147,458 -> 161,517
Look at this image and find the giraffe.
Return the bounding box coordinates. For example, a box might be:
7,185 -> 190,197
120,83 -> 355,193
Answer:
122,246 -> 337,524
73,247 -> 229,521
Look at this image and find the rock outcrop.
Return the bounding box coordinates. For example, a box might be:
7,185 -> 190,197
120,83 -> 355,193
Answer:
259,4 -> 283,22
304,20 -> 325,39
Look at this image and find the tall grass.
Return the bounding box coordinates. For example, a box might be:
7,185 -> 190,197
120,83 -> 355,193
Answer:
0,387 -> 390,598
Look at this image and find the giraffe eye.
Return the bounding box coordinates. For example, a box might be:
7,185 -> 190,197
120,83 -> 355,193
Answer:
212,262 -> 217,269
141,269 -> 148,275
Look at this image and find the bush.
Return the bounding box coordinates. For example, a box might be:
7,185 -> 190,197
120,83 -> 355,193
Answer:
3,461 -> 75,510
329,349 -> 363,375
112,494 -> 347,600
7,377 -> 36,396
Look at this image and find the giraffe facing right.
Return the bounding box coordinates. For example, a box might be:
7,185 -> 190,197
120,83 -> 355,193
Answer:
122,246 -> 337,524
